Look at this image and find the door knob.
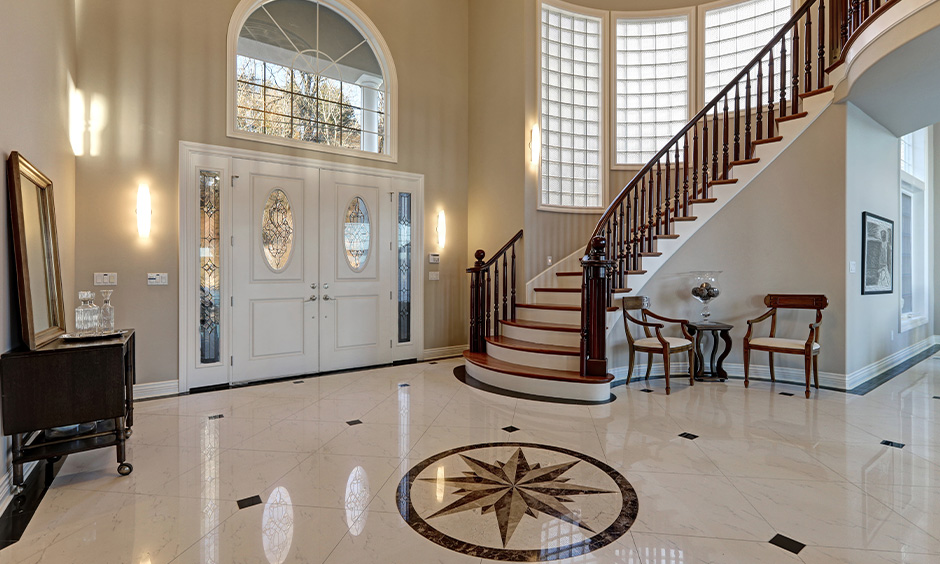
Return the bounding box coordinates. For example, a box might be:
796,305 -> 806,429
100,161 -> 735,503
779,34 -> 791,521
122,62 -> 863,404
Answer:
308,295 -> 318,301
310,283 -> 318,289
323,283 -> 329,289
322,294 -> 332,301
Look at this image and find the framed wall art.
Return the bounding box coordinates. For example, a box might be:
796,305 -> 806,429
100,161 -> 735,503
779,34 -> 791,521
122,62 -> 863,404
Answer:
862,211 -> 894,295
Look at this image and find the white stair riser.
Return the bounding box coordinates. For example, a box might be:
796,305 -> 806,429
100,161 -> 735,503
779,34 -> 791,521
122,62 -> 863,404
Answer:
502,324 -> 580,347
464,361 -> 610,402
534,291 -> 581,306
516,307 -> 580,325
554,276 -> 582,289
486,343 -> 580,371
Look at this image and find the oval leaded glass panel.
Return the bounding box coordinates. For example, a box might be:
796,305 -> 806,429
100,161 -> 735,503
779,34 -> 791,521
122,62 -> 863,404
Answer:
343,197 -> 371,272
261,188 -> 294,271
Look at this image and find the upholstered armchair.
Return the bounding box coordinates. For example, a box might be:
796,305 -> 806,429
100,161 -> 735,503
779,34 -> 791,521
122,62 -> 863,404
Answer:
743,294 -> 829,398
622,296 -> 695,395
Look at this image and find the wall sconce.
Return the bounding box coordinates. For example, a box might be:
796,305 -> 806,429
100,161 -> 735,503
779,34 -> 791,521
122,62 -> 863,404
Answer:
137,184 -> 152,238
530,124 -> 540,164
437,210 -> 446,249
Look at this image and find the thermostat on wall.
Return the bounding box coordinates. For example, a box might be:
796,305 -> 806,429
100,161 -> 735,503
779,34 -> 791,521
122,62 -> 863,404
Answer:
147,273 -> 168,286
428,253 -> 440,264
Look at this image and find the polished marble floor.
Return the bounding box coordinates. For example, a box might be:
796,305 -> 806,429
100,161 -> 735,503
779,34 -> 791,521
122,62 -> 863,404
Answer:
1,355 -> 939,563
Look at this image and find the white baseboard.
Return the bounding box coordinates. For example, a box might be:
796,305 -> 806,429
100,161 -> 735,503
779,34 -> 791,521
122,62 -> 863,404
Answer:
134,380 -> 180,400
0,461 -> 38,515
610,361 -> 692,384
423,345 -> 467,360
722,362 -> 844,389
842,336 -> 938,390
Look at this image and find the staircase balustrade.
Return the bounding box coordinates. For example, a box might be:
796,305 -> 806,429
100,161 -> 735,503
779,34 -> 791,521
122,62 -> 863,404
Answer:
467,230 -> 523,354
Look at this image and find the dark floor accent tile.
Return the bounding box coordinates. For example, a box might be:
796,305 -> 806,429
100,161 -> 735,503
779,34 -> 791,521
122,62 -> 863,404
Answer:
346,419 -> 363,426
502,426 -> 520,433
934,396 -> 940,400
769,534 -> 805,555
399,383 -> 410,388
881,440 -> 905,449
779,392 -> 794,396
429,362 -> 438,365
236,495 -> 263,510
208,414 -> 224,420
293,380 -> 304,384
678,432 -> 698,440
640,389 -> 654,393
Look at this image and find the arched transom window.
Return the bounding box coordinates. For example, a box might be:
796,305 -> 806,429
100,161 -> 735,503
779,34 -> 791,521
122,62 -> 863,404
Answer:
229,0 -> 395,160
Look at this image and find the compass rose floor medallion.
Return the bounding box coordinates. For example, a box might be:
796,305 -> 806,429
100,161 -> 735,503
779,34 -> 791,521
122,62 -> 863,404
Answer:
397,442 -> 638,561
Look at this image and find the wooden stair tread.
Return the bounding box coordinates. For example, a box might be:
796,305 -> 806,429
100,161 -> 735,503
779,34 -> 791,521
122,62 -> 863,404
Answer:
555,272 -> 582,277
752,136 -> 783,146
709,179 -> 738,186
673,216 -> 697,222
485,336 -> 579,356
776,111 -> 808,123
730,158 -> 760,167
654,234 -> 680,239
799,85 -> 833,99
533,287 -> 581,293
517,303 -> 580,311
689,198 -> 717,204
463,352 -> 614,384
500,319 -> 581,333
612,288 -> 633,294
625,269 -> 647,275
639,252 -> 662,257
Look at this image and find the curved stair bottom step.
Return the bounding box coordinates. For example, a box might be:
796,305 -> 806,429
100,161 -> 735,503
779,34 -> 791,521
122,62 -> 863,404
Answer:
463,354 -> 612,403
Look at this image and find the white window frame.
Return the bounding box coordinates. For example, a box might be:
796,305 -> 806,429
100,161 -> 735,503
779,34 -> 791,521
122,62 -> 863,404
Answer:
610,7 -> 696,170
226,0 -> 399,163
898,130 -> 930,333
696,0 -> 797,109
537,0 -> 609,214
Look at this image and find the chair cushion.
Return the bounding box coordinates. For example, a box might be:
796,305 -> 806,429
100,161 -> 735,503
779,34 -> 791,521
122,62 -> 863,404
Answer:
634,337 -> 692,350
749,337 -> 820,351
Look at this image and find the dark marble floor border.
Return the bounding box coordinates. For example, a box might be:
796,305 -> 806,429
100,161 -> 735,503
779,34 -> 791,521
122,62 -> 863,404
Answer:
0,456 -> 64,550
396,441 -> 638,561
611,345 -> 940,396
454,366 -> 616,405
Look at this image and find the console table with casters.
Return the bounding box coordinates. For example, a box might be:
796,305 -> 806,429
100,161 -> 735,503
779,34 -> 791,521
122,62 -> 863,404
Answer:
0,330 -> 135,491
686,321 -> 733,382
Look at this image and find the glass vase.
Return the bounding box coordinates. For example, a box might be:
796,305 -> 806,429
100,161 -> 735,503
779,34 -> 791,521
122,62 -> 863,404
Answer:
75,291 -> 99,336
99,290 -> 115,333
689,271 -> 722,322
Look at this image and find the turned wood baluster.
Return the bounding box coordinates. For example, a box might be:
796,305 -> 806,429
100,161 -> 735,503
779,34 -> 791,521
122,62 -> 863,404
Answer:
618,202 -> 625,288
510,243 -> 517,320
793,20 -> 800,114
485,269 -> 491,339
655,163 -> 663,237
692,122 -> 700,200
818,0 -> 826,90
647,172 -> 655,253
638,178 -> 647,258
745,71 -> 752,157
674,142 -> 681,219
852,0 -> 860,34
756,61 -> 764,142
493,261 -> 500,337
702,115 -> 710,194
734,83 -> 741,162
768,51 -> 776,137
469,251 -> 483,352
711,108 -> 719,189
722,95 -> 730,179
682,131 -> 690,216
502,253 -> 508,329
780,38 -> 788,119
663,152 -> 672,235
805,10 -> 813,95
631,187 -> 640,270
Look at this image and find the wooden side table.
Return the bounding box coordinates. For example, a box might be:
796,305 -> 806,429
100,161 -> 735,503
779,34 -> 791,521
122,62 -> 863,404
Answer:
686,321 -> 732,382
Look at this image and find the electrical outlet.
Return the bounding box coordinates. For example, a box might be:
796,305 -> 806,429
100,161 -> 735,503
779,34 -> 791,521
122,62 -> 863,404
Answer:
428,271 -> 440,281
547,255 -> 553,266
849,261 -> 857,273
147,273 -> 168,286
94,272 -> 117,286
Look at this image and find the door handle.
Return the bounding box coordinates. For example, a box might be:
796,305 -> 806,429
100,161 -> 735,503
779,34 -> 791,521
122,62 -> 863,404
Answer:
322,295 -> 332,301
310,283 -> 318,289
308,295 -> 318,301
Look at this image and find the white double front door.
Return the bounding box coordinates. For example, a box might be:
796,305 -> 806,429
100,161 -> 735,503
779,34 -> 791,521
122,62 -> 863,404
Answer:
229,159 -> 400,383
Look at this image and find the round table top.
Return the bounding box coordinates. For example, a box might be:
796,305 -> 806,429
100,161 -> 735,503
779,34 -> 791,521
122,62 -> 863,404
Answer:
686,320 -> 733,330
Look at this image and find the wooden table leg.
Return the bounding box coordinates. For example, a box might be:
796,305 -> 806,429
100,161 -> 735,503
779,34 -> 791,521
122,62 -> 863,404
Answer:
716,329 -> 732,379
692,329 -> 705,379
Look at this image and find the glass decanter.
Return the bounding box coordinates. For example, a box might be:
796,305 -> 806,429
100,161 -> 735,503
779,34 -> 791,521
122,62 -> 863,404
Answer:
689,271 -> 722,322
99,289 -> 115,334
75,290 -> 99,336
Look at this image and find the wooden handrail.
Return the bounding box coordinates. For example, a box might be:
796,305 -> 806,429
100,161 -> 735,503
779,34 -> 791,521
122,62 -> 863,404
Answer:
467,231 -> 523,353
466,230 -> 523,273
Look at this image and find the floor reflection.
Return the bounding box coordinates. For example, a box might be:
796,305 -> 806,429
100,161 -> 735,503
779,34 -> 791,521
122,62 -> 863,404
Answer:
262,487 -> 294,564
345,466 -> 369,536
201,419 -> 221,564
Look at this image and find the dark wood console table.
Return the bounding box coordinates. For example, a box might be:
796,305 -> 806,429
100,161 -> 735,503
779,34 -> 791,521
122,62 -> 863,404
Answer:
686,321 -> 732,382
0,330 -> 135,490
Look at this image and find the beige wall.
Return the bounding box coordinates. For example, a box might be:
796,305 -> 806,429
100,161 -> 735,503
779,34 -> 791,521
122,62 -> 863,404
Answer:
0,0 -> 77,502
622,106 -> 848,375
74,0 -> 470,383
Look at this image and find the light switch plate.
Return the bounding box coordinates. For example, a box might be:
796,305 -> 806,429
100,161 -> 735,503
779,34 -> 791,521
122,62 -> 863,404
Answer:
94,272 -> 117,286
849,261 -> 857,273
147,273 -> 168,286
428,271 -> 440,281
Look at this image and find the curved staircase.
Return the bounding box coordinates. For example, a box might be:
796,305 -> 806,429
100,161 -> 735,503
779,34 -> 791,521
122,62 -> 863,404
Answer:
464,0 -> 901,403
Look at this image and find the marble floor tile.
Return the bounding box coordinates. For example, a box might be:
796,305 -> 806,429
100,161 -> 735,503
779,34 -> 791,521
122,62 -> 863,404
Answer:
602,433 -> 722,476
694,437 -> 846,481
168,449 -> 307,501
319,422 -> 428,458
233,419 -> 348,454
288,398 -> 385,422
263,452 -> 402,510
631,532 -> 803,564
791,440 -> 940,488
798,546 -> 939,563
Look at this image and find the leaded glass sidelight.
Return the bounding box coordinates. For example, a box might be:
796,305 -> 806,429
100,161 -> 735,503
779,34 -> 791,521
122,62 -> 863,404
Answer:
261,188 -> 294,271
397,193 -> 411,343
343,197 -> 371,271
199,170 -> 222,364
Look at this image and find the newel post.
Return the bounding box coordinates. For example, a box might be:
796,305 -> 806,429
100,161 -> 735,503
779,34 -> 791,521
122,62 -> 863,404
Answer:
469,250 -> 486,353
580,237 -> 613,378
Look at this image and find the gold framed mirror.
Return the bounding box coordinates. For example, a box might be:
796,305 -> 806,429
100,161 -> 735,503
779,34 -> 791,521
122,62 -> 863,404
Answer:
6,152 -> 66,349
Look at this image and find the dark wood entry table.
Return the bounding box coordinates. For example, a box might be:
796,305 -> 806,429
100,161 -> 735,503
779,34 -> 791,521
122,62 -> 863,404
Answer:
686,321 -> 732,382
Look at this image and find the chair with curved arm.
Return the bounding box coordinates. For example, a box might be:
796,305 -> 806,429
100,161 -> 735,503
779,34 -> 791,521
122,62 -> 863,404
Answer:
622,296 -> 695,395
743,294 -> 829,398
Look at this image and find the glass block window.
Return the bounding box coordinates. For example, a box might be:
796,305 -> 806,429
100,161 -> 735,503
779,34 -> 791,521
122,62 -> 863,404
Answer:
397,193 -> 412,343
703,0 -> 790,103
615,15 -> 689,164
540,4 -> 604,209
235,0 -> 386,155
199,170 -> 222,365
900,128 -> 927,180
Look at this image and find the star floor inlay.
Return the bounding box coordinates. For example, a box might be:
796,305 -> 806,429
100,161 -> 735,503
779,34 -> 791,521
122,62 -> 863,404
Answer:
396,442 -> 637,561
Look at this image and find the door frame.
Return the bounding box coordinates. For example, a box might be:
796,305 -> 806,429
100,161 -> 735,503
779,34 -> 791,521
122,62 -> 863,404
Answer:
178,141 -> 425,393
